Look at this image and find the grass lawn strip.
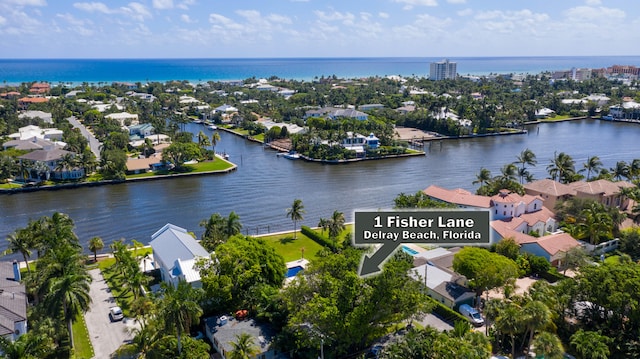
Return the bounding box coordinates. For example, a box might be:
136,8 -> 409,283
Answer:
72,313 -> 94,359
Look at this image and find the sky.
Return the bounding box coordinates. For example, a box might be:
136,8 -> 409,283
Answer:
0,0 -> 638,59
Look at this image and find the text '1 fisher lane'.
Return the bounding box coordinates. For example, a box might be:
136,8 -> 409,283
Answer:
355,210 -> 490,276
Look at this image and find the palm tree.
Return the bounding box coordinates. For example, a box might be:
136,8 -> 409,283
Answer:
531,332 -> 564,359
515,148 -> 537,183
211,131 -> 221,154
157,281 -> 203,355
0,332 -> 53,359
610,160 -> 630,181
570,330 -> 612,359
42,246 -> 92,349
547,151 -> 576,183
582,155 -> 602,181
522,300 -> 552,354
286,199 -> 305,239
328,210 -> 346,248
88,236 -> 104,262
224,211 -> 243,239
197,130 -> 211,151
229,333 -> 260,359
4,229 -> 33,273
318,218 -> 329,235
495,301 -> 523,359
200,213 -> 226,250
472,167 -> 492,187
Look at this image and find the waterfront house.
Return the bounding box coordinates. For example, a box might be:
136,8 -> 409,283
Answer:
128,123 -> 155,138
149,224 -> 210,288
523,179 -> 574,211
0,262 -> 28,342
204,316 -> 287,359
423,185 -> 492,209
566,179 -> 635,210
18,148 -> 84,181
327,108 -> 368,121
535,107 -> 555,119
214,104 -> 239,113
608,101 -> 640,120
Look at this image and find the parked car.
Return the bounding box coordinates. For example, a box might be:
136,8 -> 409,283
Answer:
109,306 -> 124,322
458,304 -> 485,327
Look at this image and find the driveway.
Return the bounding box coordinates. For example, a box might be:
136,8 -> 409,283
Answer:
419,313 -> 454,331
85,269 -> 137,359
67,116 -> 102,160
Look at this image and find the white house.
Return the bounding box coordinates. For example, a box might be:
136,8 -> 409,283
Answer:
18,110 -> 53,124
8,125 -> 63,141
149,224 -> 210,288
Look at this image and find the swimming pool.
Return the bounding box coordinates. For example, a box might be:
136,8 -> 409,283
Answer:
286,265 -> 304,278
402,246 -> 419,256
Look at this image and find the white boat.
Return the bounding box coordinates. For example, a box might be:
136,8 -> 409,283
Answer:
192,119 -> 203,124
282,151 -> 300,160
208,125 -> 218,130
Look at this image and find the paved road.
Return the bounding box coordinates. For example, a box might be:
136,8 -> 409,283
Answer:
67,116 -> 101,160
85,269 -> 136,359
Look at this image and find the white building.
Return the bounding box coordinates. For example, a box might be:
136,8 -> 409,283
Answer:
429,59 -> 457,81
8,125 -> 63,141
105,112 -> 139,127
149,224 -> 210,288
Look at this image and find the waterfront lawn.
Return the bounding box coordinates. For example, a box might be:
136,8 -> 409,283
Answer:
258,232 -> 324,263
0,183 -> 22,189
126,158 -> 234,179
72,313 -> 94,359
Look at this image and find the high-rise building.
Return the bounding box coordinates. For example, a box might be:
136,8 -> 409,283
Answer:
429,59 -> 457,80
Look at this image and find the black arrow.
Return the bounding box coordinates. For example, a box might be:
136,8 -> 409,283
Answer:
358,241 -> 401,277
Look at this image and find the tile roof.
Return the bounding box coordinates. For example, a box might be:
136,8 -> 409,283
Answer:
18,97 -> 49,103
490,219 -> 536,245
526,232 -> 581,256
423,185 -> 492,208
524,179 -> 574,197
491,190 -> 524,203
518,206 -> 555,227
567,179 -> 635,196
126,156 -> 163,171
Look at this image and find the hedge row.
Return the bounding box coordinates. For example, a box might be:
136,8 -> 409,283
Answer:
426,296 -> 469,324
539,267 -> 566,283
300,226 -> 336,250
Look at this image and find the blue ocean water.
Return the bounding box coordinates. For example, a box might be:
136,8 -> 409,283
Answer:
0,56 -> 639,85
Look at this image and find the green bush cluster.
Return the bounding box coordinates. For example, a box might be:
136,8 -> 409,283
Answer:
426,296 -> 469,324
300,226 -> 336,251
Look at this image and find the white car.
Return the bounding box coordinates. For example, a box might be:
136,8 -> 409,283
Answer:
109,306 -> 124,322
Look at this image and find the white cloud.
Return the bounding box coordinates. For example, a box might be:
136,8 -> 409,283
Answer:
266,13 -> 293,25
379,12 -> 389,19
152,0 -> 173,10
0,15 -> 5,25
565,6 -> 625,22
585,0 -> 601,5
122,2 -> 152,21
4,0 -> 46,6
447,0 -> 465,3
393,0 -> 438,10
73,2 -> 113,14
314,10 -> 356,23
180,14 -> 194,23
176,0 -> 194,10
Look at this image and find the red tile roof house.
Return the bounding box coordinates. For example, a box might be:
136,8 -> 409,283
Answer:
424,185 -> 580,267
29,82 -> 50,94
524,178 -> 635,212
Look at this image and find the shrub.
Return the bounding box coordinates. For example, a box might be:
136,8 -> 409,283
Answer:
301,226 -> 336,250
426,296 -> 469,324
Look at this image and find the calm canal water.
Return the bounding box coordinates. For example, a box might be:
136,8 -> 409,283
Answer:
1,119 -> 638,256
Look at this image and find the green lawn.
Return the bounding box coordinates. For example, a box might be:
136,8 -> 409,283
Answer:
0,183 -> 22,189
258,231 -> 324,263
257,224 -> 353,263
98,247 -> 152,316
72,314 -> 95,359
126,158 -> 234,179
